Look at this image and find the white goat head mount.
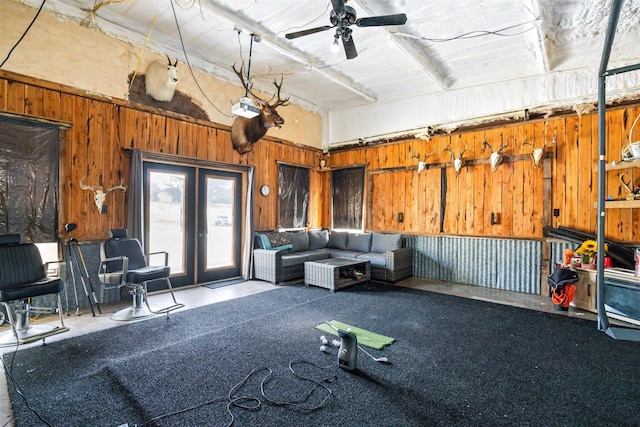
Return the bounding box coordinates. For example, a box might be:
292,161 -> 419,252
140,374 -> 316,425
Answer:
409,141 -> 436,173
482,137 -> 510,172
521,135 -> 556,169
144,55 -> 178,102
79,176 -> 127,212
443,143 -> 468,176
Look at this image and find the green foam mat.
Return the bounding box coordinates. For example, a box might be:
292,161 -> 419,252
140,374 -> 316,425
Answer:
315,320 -> 395,350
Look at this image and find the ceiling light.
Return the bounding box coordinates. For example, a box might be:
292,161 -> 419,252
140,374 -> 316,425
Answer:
331,35 -> 341,52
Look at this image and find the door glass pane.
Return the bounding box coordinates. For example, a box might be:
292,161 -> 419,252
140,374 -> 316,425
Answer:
206,176 -> 234,269
148,171 -> 186,274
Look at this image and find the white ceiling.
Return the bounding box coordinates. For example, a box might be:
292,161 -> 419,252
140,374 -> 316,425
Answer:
19,0 -> 640,145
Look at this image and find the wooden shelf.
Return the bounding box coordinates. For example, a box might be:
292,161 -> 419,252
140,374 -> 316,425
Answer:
605,199 -> 640,208
596,199 -> 640,209
602,157 -> 640,171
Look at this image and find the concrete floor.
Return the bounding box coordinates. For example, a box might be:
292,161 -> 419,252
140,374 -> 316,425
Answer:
0,277 -> 604,426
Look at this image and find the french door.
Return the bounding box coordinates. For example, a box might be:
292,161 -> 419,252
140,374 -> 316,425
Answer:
144,162 -> 242,288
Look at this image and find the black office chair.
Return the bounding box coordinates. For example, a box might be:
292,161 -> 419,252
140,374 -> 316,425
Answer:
0,234 -> 69,347
98,229 -> 184,321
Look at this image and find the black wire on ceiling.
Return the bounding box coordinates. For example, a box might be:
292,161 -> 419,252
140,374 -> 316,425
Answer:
0,0 -> 47,68
169,0 -> 233,118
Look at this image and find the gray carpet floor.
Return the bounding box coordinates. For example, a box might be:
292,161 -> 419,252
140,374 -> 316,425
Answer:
4,282 -> 640,426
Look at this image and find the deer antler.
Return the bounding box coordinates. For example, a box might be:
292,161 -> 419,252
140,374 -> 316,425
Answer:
443,146 -> 455,162
79,176 -> 95,191
232,63 -> 259,99
481,137 -> 492,153
105,180 -> 127,194
424,140 -> 436,160
268,76 -> 290,107
620,173 -> 633,194
498,137 -> 510,152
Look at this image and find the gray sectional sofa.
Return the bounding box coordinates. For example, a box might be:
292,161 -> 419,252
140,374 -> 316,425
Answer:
253,229 -> 413,285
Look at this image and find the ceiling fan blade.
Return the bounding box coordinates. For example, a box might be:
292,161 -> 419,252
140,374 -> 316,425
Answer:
331,0 -> 346,17
285,26 -> 333,39
343,36 -> 358,60
356,13 -> 407,27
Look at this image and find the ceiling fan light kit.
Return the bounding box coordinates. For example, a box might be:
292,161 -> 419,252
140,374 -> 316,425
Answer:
285,0 -> 407,60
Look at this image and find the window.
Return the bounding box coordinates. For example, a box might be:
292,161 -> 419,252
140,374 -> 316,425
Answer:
278,164 -> 309,229
0,117 -> 59,242
332,167 -> 365,230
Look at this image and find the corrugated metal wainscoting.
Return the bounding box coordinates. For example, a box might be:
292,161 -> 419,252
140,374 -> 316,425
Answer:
405,235 -> 542,295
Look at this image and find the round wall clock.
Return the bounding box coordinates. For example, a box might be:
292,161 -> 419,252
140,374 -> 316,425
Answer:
260,185 -> 270,196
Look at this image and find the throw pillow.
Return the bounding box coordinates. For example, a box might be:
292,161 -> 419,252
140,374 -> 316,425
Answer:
256,232 -> 293,251
371,233 -> 402,253
346,233 -> 372,252
288,231 -> 310,252
309,229 -> 329,249
327,231 -> 348,250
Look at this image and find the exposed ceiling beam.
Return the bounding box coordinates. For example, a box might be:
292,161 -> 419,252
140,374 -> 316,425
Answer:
525,0 -> 550,72
352,0 -> 451,89
206,0 -> 377,103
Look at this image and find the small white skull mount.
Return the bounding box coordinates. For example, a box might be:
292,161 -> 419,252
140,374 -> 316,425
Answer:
410,141 -> 436,174
482,138 -> 510,172
521,136 -> 556,169
79,176 -> 127,212
443,144 -> 468,175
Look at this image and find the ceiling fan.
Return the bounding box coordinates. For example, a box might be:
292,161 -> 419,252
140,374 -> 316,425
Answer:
284,0 -> 407,60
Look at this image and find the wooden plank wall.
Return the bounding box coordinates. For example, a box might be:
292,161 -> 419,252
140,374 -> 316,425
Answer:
330,107 -> 640,243
1,71 -> 638,244
0,71 -> 320,240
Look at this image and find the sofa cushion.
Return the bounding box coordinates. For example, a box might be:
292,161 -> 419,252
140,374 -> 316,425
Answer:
328,231 -> 348,250
281,253 -> 309,267
356,252 -> 386,267
288,231 -> 309,253
298,250 -> 331,261
347,233 -> 372,252
328,250 -> 362,260
371,233 -> 402,253
308,229 -> 329,249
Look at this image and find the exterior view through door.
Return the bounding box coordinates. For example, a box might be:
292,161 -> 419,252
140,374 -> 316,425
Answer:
144,162 -> 242,289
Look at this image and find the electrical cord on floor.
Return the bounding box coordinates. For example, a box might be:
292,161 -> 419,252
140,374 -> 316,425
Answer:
137,360 -> 336,426
0,319 -> 53,427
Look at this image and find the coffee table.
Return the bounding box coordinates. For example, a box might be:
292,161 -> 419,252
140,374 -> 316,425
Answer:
304,258 -> 371,292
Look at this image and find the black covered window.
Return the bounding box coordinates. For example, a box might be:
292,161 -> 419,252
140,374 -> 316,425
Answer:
0,117 -> 59,242
278,164 -> 309,229
332,167 -> 365,230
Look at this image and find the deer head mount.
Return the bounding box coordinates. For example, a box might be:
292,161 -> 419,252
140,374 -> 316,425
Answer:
443,143 -> 468,175
230,63 -> 290,154
410,141 -> 436,173
521,135 -> 556,168
79,176 -> 127,212
482,137 -> 510,172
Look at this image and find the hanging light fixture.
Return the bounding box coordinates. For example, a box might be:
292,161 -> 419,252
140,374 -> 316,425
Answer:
331,34 -> 341,52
